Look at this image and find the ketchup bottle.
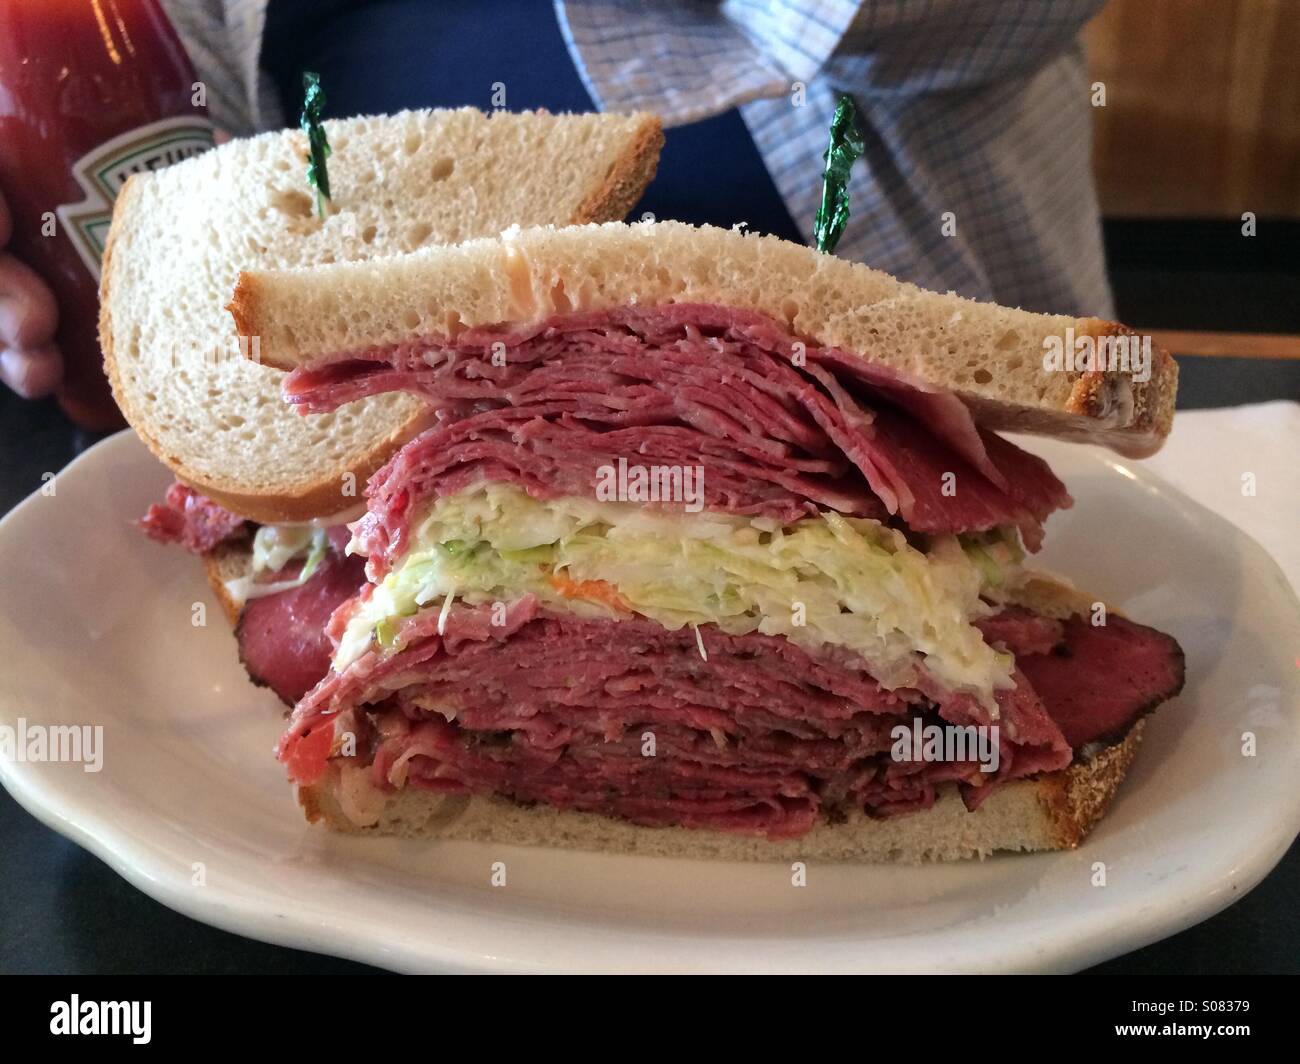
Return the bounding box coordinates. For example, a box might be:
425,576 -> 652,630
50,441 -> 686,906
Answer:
0,0 -> 214,429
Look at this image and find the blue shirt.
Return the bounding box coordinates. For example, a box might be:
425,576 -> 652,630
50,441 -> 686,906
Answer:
166,0 -> 1114,317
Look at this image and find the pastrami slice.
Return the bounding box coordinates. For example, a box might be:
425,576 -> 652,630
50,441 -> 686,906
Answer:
284,304 -> 1070,572
278,600 -> 1086,836
1016,614 -> 1186,749
139,482 -> 247,555
236,549 -> 368,705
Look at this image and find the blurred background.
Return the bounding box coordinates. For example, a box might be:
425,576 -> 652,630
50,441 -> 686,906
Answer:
1086,0 -> 1299,403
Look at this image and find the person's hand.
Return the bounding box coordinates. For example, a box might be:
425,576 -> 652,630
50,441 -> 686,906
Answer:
0,187 -> 62,398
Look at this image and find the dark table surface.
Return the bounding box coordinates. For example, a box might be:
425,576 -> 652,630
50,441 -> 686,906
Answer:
1,356 -> 1297,974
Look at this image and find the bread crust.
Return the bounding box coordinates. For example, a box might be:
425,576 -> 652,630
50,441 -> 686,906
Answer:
99,173 -> 138,431
186,408 -> 433,525
220,120 -> 665,522
200,539 -> 253,627
1038,721 -> 1145,850
1066,321 -> 1177,457
574,118 -> 664,226
224,279 -> 266,356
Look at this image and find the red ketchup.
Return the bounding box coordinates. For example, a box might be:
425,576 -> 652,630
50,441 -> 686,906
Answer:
0,0 -> 214,429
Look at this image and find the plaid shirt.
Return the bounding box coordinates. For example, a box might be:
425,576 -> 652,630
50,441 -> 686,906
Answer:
164,0 -> 1113,317
160,0 -> 280,134
557,0 -> 1114,317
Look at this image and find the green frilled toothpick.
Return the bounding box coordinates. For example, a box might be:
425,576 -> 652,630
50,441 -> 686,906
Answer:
301,71 -> 332,218
812,96 -> 864,254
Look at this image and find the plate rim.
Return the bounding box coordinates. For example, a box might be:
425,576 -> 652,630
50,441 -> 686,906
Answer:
1,429 -> 1298,974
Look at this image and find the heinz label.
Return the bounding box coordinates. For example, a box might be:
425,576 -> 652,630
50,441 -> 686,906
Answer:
56,115 -> 215,279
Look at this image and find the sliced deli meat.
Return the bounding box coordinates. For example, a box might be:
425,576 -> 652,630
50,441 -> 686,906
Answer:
283,305 -> 1071,574
278,597 -> 1182,837
1017,614 -> 1186,748
139,481 -> 247,554
279,598 -> 1080,835
975,607 -> 1065,657
137,482 -> 369,705
236,548 -> 368,705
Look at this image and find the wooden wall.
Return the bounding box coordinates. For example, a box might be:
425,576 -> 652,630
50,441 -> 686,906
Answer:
1086,0 -> 1300,217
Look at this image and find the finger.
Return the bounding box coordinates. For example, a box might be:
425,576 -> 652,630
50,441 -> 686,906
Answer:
0,342 -> 63,399
0,252 -> 59,349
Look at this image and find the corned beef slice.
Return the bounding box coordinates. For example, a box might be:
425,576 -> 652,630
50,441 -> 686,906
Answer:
139,482 -> 247,554
277,596 -> 1183,838
283,305 -> 1071,574
975,607 -> 1065,657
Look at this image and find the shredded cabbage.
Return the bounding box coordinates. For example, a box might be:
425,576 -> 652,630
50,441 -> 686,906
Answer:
957,528 -> 1024,590
223,526 -> 331,603
252,525 -> 316,573
334,484 -> 1025,702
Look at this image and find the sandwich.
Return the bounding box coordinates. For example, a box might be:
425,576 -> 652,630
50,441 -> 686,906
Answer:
99,107 -> 664,700
225,220 -> 1186,862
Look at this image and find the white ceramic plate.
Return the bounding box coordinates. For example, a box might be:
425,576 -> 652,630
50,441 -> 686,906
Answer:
2,431 -> 1298,973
